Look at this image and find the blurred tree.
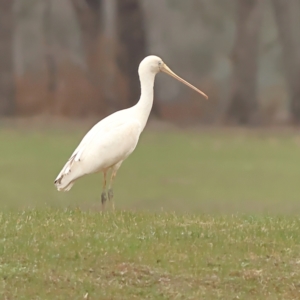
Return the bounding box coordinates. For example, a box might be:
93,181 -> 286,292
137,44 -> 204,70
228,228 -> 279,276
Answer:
70,0 -> 105,113
0,0 -> 14,116
272,0 -> 300,123
70,0 -> 155,116
101,0 -> 118,112
116,0 -> 145,108
43,0 -> 57,106
71,0 -> 103,74
226,0 -> 263,124
116,0 -> 159,116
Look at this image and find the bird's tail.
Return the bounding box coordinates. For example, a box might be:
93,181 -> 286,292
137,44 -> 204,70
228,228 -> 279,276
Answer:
54,158 -> 76,192
54,178 -> 74,192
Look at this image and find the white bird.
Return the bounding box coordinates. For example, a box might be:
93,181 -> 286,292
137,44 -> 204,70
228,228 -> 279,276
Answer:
54,55 -> 208,210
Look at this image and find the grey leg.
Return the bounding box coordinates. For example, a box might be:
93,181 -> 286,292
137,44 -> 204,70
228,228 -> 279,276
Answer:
108,174 -> 116,211
101,171 -> 108,211
108,188 -> 113,201
108,162 -> 122,210
101,191 -> 107,208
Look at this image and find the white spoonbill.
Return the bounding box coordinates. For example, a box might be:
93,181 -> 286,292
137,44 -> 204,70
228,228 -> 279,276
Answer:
54,55 -> 208,209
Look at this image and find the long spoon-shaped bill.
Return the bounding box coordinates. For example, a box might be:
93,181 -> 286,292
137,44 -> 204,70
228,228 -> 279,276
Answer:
161,64 -> 208,100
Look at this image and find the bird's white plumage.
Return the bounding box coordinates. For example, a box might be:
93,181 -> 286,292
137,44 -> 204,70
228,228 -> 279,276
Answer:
55,108 -> 142,191
54,55 -> 207,196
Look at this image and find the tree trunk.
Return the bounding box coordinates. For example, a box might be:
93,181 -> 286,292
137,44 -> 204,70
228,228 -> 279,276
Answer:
271,0 -> 300,123
116,0 -> 157,112
0,0 -> 14,116
226,0 -> 263,125
70,0 -> 106,114
43,0 -> 57,93
71,0 -> 102,73
101,0 -> 120,112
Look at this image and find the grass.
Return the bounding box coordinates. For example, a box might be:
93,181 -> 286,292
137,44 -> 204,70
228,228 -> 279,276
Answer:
1,209 -> 300,299
1,123 -> 300,298
1,124 -> 300,213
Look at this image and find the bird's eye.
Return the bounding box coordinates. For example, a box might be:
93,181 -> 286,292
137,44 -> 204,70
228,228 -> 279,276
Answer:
158,61 -> 162,66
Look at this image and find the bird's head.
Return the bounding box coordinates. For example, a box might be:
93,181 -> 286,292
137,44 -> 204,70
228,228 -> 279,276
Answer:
138,55 -> 208,99
139,55 -> 164,74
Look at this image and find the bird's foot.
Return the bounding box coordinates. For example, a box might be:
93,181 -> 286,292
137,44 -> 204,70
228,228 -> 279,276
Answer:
101,192 -> 107,211
108,188 -> 113,201
108,188 -> 115,211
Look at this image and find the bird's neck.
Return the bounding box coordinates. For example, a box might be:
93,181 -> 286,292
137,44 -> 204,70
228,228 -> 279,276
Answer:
134,71 -> 156,131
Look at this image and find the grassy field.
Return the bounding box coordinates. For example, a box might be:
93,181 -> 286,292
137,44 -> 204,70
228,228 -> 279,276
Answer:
1,123 -> 300,298
1,123 -> 300,213
1,210 -> 300,299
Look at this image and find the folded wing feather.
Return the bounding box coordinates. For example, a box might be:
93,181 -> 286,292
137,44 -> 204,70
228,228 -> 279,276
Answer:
54,111 -> 141,191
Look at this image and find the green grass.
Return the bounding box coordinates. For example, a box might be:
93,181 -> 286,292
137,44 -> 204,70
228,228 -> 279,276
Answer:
1,126 -> 300,213
1,124 -> 300,298
1,209 -> 300,299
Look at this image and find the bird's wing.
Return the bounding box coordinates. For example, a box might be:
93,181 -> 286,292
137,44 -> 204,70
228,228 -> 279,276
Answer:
61,111 -> 125,167
54,123 -> 105,181
54,116 -> 141,190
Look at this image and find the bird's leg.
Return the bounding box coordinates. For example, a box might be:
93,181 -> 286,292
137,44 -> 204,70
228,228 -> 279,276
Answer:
108,171 -> 117,211
101,171 -> 108,211
108,162 -> 122,211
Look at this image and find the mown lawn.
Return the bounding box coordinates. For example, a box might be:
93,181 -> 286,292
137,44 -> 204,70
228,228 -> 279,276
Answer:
1,209 -> 300,299
0,124 -> 300,213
